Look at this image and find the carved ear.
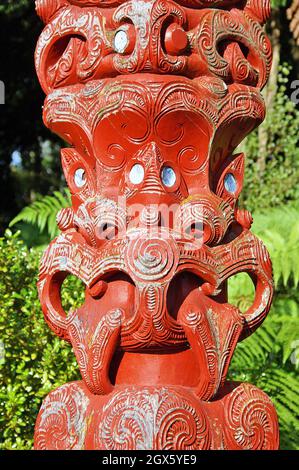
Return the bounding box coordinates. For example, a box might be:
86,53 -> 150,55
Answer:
215,153 -> 245,208
61,148 -> 96,203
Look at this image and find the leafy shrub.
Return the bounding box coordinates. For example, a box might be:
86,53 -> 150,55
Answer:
228,203 -> 299,450
9,190 -> 71,243
228,288 -> 299,450
0,231 -> 81,450
242,65 -> 299,211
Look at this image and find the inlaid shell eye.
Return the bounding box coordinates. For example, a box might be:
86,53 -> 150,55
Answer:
114,30 -> 129,54
74,168 -> 86,188
161,166 -> 177,188
224,173 -> 237,194
129,164 -> 144,185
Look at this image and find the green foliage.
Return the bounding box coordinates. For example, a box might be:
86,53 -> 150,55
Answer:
228,307 -> 299,450
0,1 -> 31,14
228,203 -> 299,450
0,0 -> 298,451
9,189 -> 71,241
0,231 -> 82,450
253,202 -> 299,288
271,0 -> 289,7
0,1 -> 65,233
242,65 -> 299,211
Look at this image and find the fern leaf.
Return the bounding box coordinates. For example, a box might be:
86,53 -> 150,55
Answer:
9,189 -> 71,239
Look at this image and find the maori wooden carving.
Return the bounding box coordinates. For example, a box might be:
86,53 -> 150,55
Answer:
34,0 -> 279,450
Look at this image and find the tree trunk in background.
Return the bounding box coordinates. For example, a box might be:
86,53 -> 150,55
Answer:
257,8 -> 281,176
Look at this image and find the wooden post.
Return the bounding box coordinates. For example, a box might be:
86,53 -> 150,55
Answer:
34,0 -> 279,450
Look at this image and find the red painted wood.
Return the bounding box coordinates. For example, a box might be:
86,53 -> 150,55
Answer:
34,0 -> 279,450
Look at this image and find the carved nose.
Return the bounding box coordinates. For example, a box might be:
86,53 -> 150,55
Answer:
138,142 -> 165,195
132,142 -> 181,198
129,198 -> 180,231
127,142 -> 181,198
140,206 -> 161,227
126,142 -> 185,229
129,203 -> 173,231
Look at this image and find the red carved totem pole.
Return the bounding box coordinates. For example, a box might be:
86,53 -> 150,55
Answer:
34,0 -> 279,450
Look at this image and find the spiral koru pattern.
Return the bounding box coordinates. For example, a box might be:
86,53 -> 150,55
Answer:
177,146 -> 207,175
125,231 -> 178,282
224,383 -> 279,450
95,388 -> 211,450
34,383 -> 89,450
155,391 -> 211,450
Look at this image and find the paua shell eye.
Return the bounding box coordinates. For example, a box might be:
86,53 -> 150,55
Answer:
129,164 -> 145,185
224,173 -> 237,194
114,30 -> 129,54
74,168 -> 86,188
161,166 -> 177,188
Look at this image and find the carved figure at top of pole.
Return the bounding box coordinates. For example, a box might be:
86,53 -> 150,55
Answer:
34,0 -> 279,450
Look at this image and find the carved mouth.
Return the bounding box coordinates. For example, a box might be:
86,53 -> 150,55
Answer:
166,271 -> 205,321
84,264 -> 221,354
38,226 -> 273,398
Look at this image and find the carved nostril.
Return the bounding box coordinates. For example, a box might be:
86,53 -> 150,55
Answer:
98,222 -> 119,241
185,222 -> 203,241
140,207 -> 161,227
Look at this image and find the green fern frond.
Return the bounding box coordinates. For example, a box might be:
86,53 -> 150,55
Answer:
9,189 -> 71,239
230,307 -> 299,450
252,202 -> 299,288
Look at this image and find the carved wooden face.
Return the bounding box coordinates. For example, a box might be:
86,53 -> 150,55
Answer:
36,0 -> 273,399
